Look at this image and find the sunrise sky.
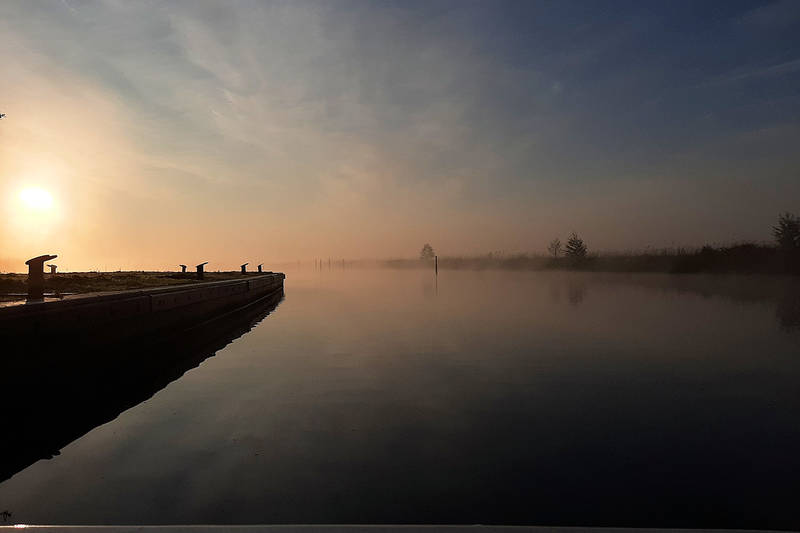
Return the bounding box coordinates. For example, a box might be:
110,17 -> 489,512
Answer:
2,0 -> 799,271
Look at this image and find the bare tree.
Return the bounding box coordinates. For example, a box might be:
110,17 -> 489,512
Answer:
420,243 -> 435,260
547,238 -> 562,258
773,212 -> 800,250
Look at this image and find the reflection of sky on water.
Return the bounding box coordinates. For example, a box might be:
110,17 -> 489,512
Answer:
1,269 -> 799,528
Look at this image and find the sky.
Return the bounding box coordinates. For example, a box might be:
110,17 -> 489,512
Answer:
1,0 -> 799,271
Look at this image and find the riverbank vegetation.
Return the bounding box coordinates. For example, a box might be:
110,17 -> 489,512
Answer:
384,245 -> 798,275
388,213 -> 800,275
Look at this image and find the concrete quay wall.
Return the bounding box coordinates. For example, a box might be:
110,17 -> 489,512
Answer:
0,273 -> 285,342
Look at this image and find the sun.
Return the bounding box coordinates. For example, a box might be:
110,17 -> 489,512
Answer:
19,187 -> 54,210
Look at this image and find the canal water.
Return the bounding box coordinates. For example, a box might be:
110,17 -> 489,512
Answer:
1,269 -> 799,528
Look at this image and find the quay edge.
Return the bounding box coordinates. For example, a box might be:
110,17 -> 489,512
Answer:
0,272 -> 285,345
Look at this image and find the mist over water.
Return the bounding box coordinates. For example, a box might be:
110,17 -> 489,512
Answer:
1,268 -> 799,528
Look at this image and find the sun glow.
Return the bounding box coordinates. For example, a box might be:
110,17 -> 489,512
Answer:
19,187 -> 54,210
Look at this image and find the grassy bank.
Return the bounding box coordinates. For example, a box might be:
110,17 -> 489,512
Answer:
0,271 -> 261,296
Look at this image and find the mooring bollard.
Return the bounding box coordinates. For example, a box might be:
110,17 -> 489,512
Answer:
241,263 -> 249,274
26,254 -> 58,300
257,264 -> 263,273
196,261 -> 208,280
48,264 -> 58,274
180,264 -> 187,274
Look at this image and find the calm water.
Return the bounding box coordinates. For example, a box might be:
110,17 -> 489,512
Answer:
2,269 -> 800,528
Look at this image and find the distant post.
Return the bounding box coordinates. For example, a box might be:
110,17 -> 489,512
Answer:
241,262 -> 249,274
196,262 -> 208,280
257,264 -> 263,273
48,264 -> 58,275
435,255 -> 438,276
180,264 -> 187,274
26,254 -> 58,300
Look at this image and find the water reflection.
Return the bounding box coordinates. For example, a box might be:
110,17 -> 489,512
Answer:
566,281 -> 587,306
776,291 -> 800,331
0,290 -> 283,483
1,270 -> 799,528
545,271 -> 800,323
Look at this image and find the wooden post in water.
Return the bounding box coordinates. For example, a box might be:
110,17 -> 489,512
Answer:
435,255 -> 438,276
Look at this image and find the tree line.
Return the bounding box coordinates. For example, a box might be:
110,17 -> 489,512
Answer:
411,212 -> 800,274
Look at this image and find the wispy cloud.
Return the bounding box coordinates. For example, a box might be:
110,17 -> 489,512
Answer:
697,58 -> 800,87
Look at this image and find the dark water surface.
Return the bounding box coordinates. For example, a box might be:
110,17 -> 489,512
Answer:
2,269 -> 800,528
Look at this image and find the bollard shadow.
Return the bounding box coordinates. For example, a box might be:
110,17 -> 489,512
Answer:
0,289 -> 284,483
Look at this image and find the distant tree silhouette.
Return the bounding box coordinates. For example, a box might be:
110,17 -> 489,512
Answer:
773,212 -> 800,250
420,243 -> 435,260
564,233 -> 587,262
547,238 -> 562,258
